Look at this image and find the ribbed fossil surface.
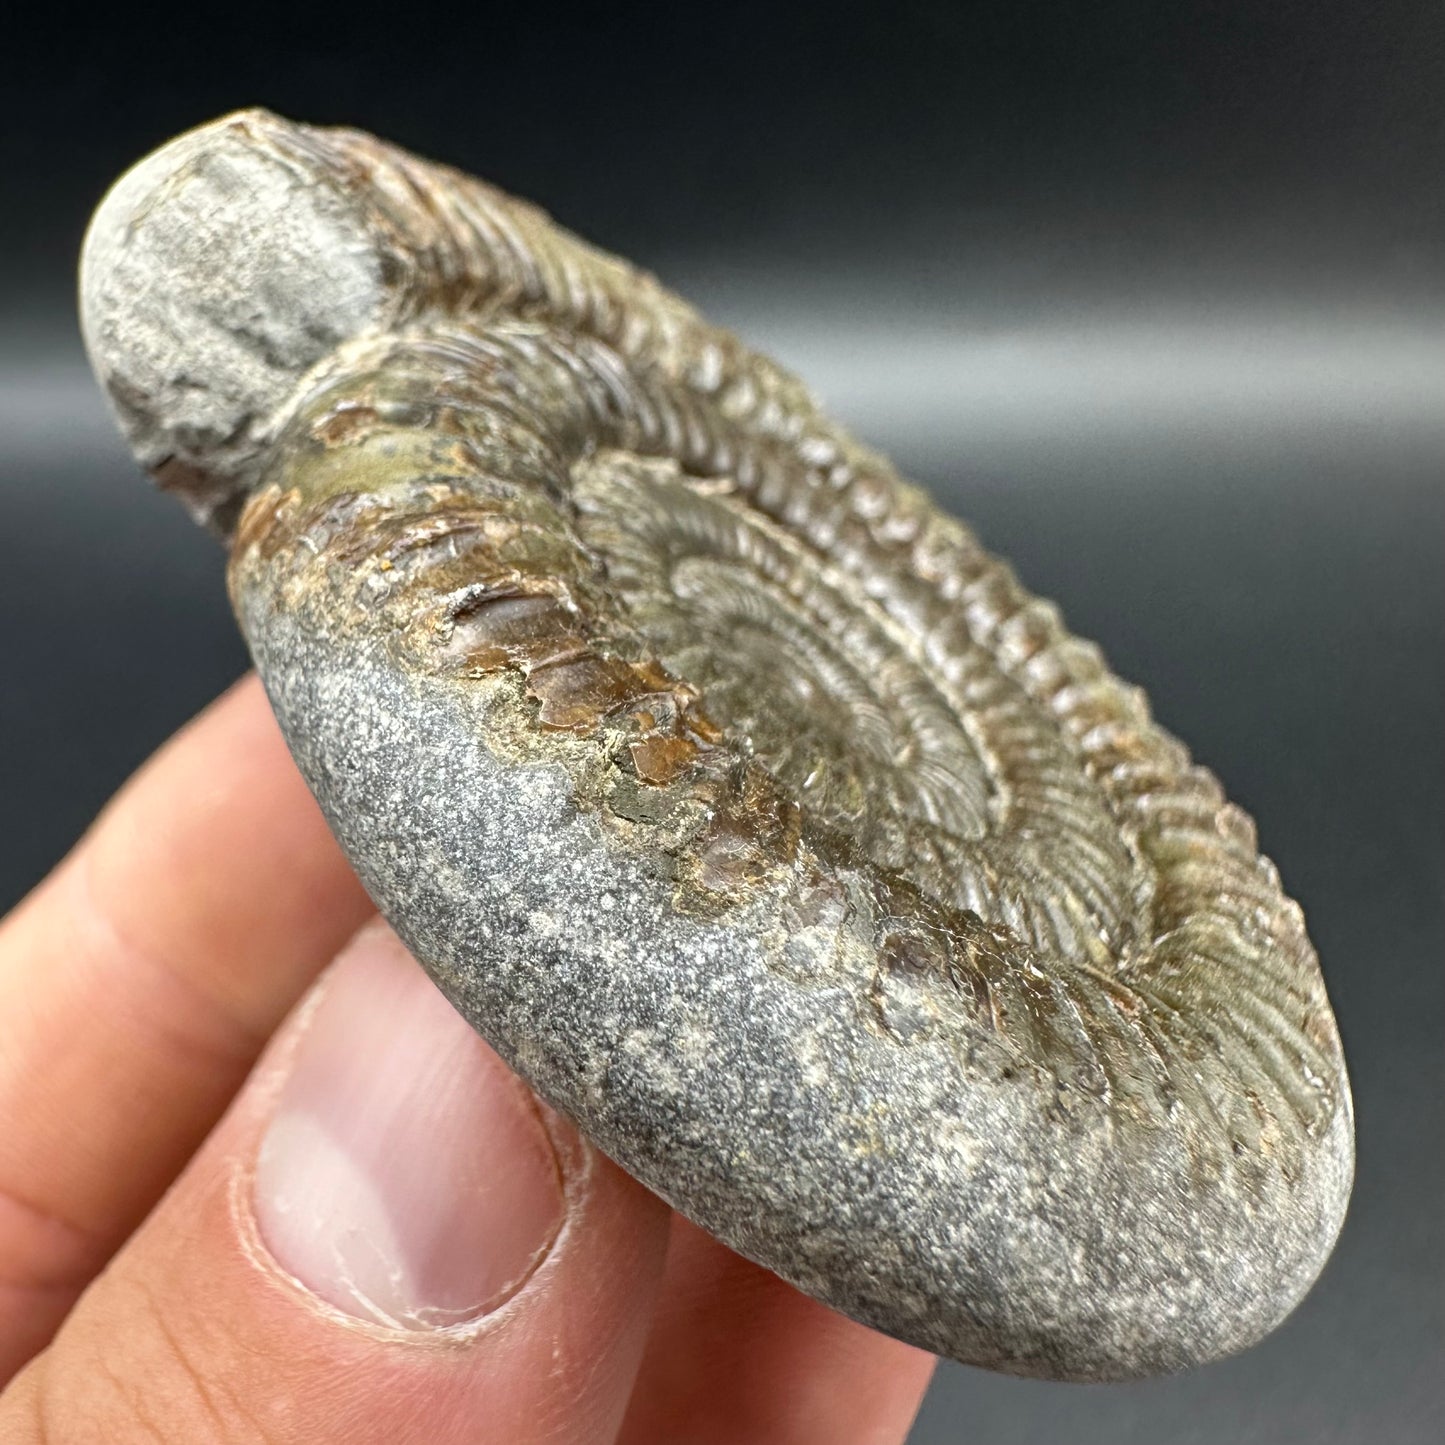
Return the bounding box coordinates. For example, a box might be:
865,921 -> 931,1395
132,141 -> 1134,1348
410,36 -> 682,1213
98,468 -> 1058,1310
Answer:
81,111 -> 1353,1381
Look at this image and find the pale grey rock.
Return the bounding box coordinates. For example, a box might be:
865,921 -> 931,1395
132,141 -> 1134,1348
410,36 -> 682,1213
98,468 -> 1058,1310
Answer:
80,110 -> 1355,1381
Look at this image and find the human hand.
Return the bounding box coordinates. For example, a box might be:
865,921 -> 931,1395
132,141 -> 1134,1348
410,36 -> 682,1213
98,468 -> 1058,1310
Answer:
0,676 -> 934,1443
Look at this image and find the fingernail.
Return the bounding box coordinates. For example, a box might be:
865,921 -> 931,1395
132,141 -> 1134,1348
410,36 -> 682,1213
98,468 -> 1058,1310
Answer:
253,924 -> 563,1329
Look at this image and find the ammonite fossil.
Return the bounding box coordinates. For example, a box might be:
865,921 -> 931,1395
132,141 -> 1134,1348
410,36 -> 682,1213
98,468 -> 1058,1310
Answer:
80,111 -> 1354,1382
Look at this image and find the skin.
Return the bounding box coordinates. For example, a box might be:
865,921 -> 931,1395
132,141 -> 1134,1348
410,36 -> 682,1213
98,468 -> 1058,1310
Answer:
0,675 -> 934,1444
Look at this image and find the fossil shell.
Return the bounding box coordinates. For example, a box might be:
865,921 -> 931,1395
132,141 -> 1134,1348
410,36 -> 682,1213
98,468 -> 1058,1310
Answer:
80,110 -> 1353,1381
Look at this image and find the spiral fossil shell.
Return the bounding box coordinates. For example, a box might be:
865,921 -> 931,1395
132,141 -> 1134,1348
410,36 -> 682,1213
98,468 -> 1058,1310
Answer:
80,110 -> 1353,1380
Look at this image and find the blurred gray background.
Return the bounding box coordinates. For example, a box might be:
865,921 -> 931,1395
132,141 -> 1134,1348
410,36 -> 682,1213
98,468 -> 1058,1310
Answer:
2,3 -> 1441,1440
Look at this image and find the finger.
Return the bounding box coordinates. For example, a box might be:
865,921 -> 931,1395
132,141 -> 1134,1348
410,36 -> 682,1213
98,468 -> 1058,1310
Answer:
0,675 -> 373,1379
0,923 -> 673,1445
619,1218 -> 936,1445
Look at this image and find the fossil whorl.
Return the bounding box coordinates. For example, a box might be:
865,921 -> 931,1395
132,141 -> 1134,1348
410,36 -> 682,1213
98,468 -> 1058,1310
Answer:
81,110 -> 1353,1381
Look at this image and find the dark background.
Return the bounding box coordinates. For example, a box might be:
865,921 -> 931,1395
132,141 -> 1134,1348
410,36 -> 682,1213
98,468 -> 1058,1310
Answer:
2,4 -> 1441,1440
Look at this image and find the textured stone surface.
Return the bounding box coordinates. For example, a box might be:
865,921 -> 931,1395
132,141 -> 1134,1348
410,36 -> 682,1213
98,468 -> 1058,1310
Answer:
80,110 -> 1354,1380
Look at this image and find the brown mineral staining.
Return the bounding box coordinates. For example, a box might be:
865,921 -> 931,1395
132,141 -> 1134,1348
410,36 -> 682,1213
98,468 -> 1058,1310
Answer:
628,734 -> 698,785
152,454 -> 214,505
313,402 -> 380,445
231,483 -> 293,560
687,763 -> 801,895
528,654 -> 645,731
446,591 -> 581,672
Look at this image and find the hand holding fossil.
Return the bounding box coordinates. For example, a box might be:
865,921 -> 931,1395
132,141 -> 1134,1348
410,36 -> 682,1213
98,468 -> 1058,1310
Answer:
0,679 -> 936,1442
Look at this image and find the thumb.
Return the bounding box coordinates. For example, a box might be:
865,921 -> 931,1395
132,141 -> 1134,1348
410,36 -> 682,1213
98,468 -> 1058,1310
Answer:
1,923 -> 671,1444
